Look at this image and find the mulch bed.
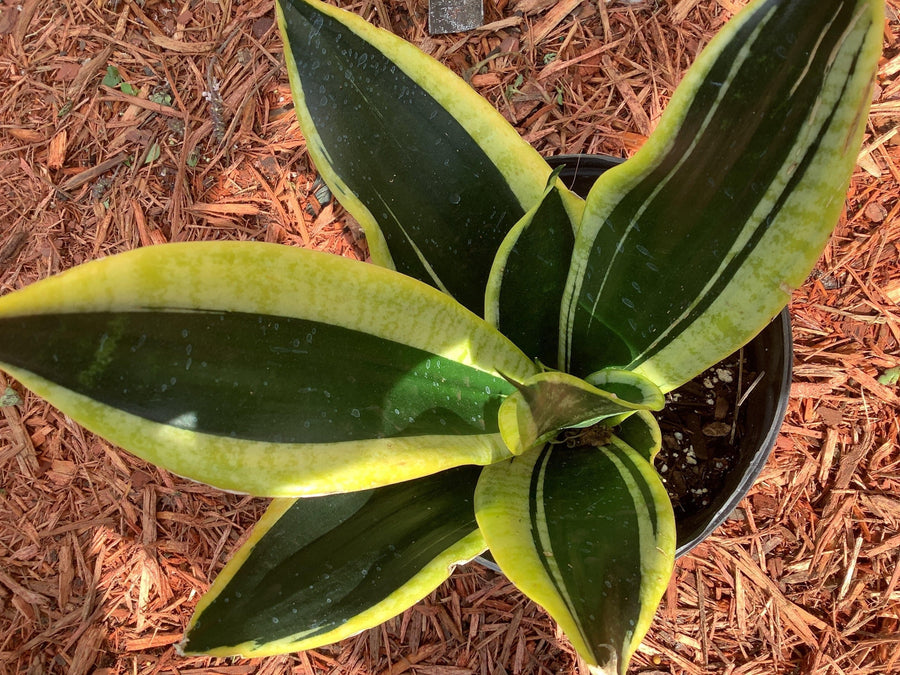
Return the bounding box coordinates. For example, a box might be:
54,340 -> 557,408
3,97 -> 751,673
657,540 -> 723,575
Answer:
1,0 -> 899,673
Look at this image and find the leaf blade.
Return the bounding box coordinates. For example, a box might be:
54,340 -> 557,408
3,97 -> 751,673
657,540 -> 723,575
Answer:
0,242 -> 537,496
486,183 -> 575,369
475,438 -> 675,674
497,371 -> 663,456
184,466 -> 485,657
561,0 -> 883,391
608,410 -> 661,463
277,0 -> 580,314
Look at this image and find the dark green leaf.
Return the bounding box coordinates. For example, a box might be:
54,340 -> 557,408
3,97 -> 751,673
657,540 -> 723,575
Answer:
561,0 -> 883,391
475,438 -> 675,675
0,310 -> 512,442
184,466 -> 485,656
276,0 -> 578,315
486,184 -> 575,368
0,242 -> 536,496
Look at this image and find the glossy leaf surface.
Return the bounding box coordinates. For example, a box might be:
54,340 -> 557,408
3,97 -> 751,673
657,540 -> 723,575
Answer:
184,466 -> 484,657
475,438 -> 675,675
485,182 -> 575,369
0,243 -> 537,496
561,0 -> 883,391
277,0 -> 581,315
610,410 -> 662,463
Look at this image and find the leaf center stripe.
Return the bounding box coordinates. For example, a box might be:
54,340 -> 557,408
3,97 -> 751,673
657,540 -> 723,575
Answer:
0,311 -> 510,442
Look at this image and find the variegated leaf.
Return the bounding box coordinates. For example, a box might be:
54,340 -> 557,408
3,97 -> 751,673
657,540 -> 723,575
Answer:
0,243 -> 537,496
485,180 -> 576,369
561,0 -> 883,392
475,438 -> 676,675
277,0 -> 581,315
183,466 -> 484,657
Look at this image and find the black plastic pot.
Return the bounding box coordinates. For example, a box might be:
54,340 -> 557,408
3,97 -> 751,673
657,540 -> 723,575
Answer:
673,307 -> 791,555
476,154 -> 792,569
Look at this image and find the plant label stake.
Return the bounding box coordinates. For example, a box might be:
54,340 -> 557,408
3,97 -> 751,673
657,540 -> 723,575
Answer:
428,0 -> 483,34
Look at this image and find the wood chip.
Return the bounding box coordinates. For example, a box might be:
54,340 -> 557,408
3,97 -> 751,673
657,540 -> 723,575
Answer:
47,129 -> 68,169
149,34 -> 216,53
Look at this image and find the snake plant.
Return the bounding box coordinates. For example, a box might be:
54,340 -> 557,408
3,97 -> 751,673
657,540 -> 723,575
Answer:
0,0 -> 881,672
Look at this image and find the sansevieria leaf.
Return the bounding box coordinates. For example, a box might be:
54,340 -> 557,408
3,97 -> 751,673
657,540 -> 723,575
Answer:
485,178 -> 576,369
183,466 -> 485,657
0,242 -> 538,497
609,410 -> 662,463
475,437 -> 676,675
561,0 -> 883,391
276,0 -> 581,315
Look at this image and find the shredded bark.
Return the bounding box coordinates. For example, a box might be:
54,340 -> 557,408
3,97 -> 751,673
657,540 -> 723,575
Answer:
1,0 -> 898,673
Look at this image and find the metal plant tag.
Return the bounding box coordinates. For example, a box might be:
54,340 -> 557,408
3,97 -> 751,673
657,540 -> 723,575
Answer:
428,0 -> 483,34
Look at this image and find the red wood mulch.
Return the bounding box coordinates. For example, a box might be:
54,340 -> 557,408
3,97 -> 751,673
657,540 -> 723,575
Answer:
0,1 -> 898,673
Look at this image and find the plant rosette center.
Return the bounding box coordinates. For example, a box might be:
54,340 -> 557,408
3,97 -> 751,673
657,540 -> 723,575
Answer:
496,369 -> 664,457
